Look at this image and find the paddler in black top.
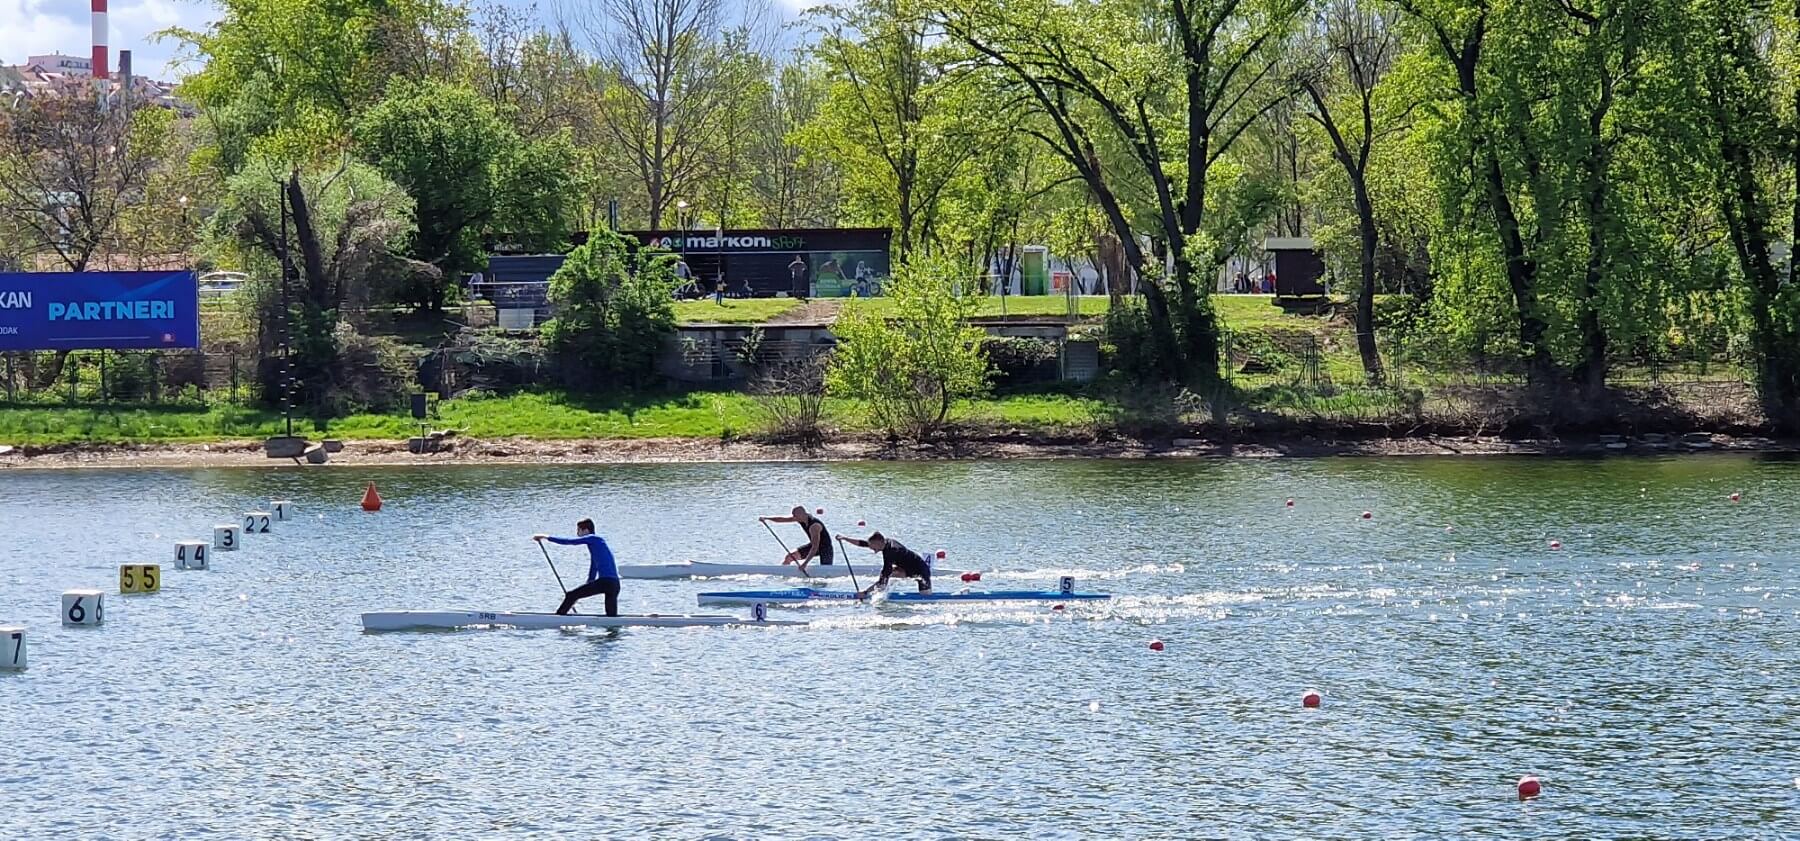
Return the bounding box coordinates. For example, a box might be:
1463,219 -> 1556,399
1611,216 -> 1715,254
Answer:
843,531 -> 933,597
759,505 -> 834,570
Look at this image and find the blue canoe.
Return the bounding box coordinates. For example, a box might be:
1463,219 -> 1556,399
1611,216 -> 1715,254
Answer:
696,586 -> 1111,607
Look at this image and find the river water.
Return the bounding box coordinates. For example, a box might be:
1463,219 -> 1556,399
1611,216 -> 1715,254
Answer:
2,456 -> 1796,838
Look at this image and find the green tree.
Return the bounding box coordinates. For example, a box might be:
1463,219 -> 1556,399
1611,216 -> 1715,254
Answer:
541,230 -> 678,390
827,255 -> 990,438
939,0 -> 1305,386
355,78 -> 574,310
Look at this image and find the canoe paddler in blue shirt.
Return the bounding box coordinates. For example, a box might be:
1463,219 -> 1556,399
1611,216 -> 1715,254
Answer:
759,505 -> 834,571
842,531 -> 933,597
533,518 -> 620,616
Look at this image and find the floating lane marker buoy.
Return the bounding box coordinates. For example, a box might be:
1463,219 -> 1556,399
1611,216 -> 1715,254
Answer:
1361,511 -> 1373,520
1302,690 -> 1322,708
214,525 -> 241,552
1729,492 -> 1741,502
61,590 -> 103,626
361,483 -> 382,512
271,500 -> 293,522
0,625 -> 24,670
1517,775 -> 1542,800
1286,498 -> 1295,508
1148,639 -> 1165,651
175,541 -> 209,571
1549,540 -> 1562,551
118,564 -> 161,594
242,512 -> 273,535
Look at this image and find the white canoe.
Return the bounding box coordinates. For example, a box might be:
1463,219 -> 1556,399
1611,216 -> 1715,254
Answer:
617,561 -> 971,580
360,610 -> 808,631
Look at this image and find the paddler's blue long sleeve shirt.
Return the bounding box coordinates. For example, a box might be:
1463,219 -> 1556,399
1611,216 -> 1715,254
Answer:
547,534 -> 618,582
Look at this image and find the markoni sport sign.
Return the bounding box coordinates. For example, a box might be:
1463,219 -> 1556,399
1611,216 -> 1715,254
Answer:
0,271 -> 200,351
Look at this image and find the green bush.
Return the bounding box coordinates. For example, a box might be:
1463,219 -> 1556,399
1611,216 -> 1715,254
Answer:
982,336 -> 1060,387
541,229 -> 677,391
827,255 -> 990,439
1099,300 -> 1164,383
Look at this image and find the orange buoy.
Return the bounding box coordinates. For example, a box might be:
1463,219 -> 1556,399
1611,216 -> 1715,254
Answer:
361,482 -> 382,512
1517,776 -> 1542,800
1148,639 -> 1165,651
1302,690 -> 1322,708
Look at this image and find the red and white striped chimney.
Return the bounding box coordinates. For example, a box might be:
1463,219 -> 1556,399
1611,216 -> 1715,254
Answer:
91,0 -> 108,80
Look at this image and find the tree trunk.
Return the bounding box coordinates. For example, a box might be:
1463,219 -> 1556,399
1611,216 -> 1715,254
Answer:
1480,148 -> 1556,384
1352,180 -> 1384,384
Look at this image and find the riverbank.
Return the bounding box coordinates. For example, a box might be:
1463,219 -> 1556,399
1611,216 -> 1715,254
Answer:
1,430 -> 1787,468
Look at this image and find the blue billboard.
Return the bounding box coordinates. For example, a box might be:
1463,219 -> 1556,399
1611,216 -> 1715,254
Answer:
0,271 -> 200,351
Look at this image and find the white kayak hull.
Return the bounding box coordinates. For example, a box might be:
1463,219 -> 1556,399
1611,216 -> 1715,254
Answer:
617,561 -> 969,580
360,610 -> 807,631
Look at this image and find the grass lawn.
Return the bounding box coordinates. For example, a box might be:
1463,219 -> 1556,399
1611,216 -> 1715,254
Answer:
674,298 -> 802,325
844,294 -> 1113,320
0,389 -> 1127,445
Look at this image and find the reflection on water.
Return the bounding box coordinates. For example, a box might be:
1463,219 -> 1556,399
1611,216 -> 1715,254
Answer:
2,456 -> 1796,837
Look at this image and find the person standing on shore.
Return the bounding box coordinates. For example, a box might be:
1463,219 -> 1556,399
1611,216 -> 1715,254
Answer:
534,519 -> 620,616
760,506 -> 833,570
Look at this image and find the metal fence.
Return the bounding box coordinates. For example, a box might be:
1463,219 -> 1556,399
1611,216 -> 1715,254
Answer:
1,349 -> 262,405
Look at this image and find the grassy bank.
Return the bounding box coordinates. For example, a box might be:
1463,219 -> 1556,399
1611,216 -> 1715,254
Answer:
0,390 -> 1112,446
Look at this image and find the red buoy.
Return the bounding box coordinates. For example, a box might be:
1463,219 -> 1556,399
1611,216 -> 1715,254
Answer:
1285,498 -> 1295,508
857,520 -> 867,527
361,482 -> 382,512
960,572 -> 974,583
1302,690 -> 1322,708
815,507 -> 825,515
1729,492 -> 1741,502
1549,540 -> 1562,550
1361,511 -> 1372,520
966,572 -> 981,582
1517,776 -> 1542,800
1051,604 -> 1065,612
936,550 -> 947,559
1148,639 -> 1165,651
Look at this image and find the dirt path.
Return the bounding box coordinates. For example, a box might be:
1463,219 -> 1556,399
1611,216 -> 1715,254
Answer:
767,299 -> 844,326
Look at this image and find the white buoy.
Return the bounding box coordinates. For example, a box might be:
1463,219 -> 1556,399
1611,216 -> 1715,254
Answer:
175,541 -> 209,571
271,500 -> 293,522
61,590 -> 103,626
0,625 -> 24,670
214,525 -> 241,552
242,512 -> 272,535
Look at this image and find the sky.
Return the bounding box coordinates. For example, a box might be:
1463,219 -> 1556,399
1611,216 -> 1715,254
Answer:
6,0 -> 812,81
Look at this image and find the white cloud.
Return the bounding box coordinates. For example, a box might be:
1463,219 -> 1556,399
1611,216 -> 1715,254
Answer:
2,0 -> 218,80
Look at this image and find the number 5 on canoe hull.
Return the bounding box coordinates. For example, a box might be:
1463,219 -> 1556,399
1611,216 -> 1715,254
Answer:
119,564 -> 162,594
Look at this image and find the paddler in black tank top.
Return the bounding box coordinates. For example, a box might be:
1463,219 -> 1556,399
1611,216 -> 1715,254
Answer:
843,531 -> 933,597
759,505 -> 834,570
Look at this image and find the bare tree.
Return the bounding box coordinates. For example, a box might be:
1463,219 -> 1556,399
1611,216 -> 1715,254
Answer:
561,0 -> 745,229
0,85 -> 162,273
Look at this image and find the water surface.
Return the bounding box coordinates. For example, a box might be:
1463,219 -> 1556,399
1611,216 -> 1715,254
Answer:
3,456 -> 1796,838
